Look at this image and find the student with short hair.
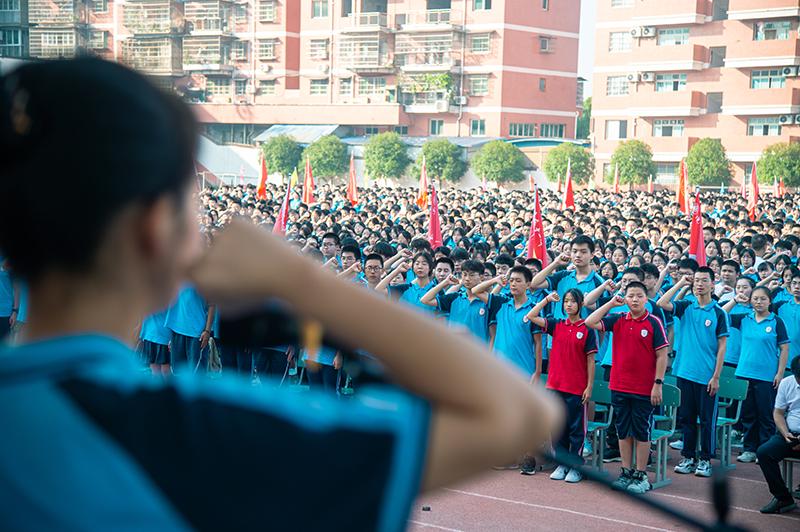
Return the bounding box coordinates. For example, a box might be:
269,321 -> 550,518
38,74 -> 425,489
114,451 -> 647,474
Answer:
421,260 -> 490,342
658,267 -> 728,478
586,282 -> 669,493
775,270 -> 800,370
527,289 -> 598,483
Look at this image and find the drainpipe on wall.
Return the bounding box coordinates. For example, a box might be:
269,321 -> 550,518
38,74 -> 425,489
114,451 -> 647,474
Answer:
329,0 -> 334,105
251,0 -> 257,106
455,0 -> 467,137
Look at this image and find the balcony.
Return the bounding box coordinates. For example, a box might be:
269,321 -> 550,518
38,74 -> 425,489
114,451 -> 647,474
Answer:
725,38 -> 800,69
0,10 -> 21,24
340,12 -> 389,33
630,44 -> 708,71
398,53 -> 459,73
185,1 -> 233,36
630,90 -> 707,117
190,102 -> 403,126
631,0 -> 710,26
722,87 -> 800,115
28,0 -> 89,26
337,35 -> 393,73
124,1 -> 186,36
122,37 -> 183,75
183,35 -> 234,71
398,10 -> 463,33
728,0 -> 800,20
401,92 -> 455,114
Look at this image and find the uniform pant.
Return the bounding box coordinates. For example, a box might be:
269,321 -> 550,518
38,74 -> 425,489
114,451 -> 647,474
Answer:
677,377 -> 719,461
0,317 -> 10,342
255,348 -> 289,381
555,390 -> 585,460
741,378 -> 778,453
757,434 -> 800,502
219,345 -> 252,376
170,332 -> 207,375
307,364 -> 340,394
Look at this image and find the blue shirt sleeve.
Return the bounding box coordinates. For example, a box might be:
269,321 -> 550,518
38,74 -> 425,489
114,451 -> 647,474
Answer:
546,269 -> 570,291
437,293 -> 458,313
729,314 -> 745,329
776,316 -> 790,345
487,294 -> 508,325
388,284 -> 411,300
673,299 -> 691,319
714,306 -> 729,338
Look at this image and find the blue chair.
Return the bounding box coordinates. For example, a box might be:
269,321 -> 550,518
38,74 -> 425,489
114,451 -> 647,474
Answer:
587,380 -> 614,472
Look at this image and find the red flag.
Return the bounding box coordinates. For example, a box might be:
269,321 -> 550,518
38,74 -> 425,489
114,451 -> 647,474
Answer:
257,156 -> 268,200
273,179 -> 292,236
677,159 -> 689,215
688,188 -> 706,266
562,158 -> 575,210
302,156 -> 315,205
416,155 -> 429,208
747,162 -> 759,221
779,177 -> 786,198
346,152 -> 358,206
648,174 -> 654,194
427,182 -> 443,248
527,185 -> 549,265
613,163 -> 620,194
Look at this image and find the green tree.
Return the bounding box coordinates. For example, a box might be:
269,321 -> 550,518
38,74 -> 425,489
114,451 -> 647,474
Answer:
412,139 -> 467,184
364,132 -> 410,181
299,135 -> 348,179
758,142 -> 800,187
609,140 -> 655,185
261,134 -> 302,178
576,97 -> 591,140
543,142 -> 594,185
685,138 -> 732,185
470,140 -> 527,184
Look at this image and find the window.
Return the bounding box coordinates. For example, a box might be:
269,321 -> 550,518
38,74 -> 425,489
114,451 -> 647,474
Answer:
539,37 -> 552,53
234,4 -> 248,23
430,119 -> 444,136
470,33 -> 490,53
709,46 -> 726,68
753,20 -> 791,41
509,123 -> 535,137
469,75 -> 489,96
358,76 -> 386,95
608,31 -> 632,53
235,79 -> 247,96
232,41 -> 248,61
88,31 -> 107,49
365,127 -> 379,135
310,78 -> 329,95
712,0 -> 729,21
41,31 -> 74,47
339,77 -> 352,96
604,120 -> 628,140
657,28 -> 689,46
539,78 -> 546,91
540,123 -> 565,138
0,28 -> 22,57
611,0 -> 633,6
473,0 -> 491,10
207,78 -> 231,96
312,0 -> 328,18
259,80 -> 276,95
751,69 -> 786,89
655,73 -> 687,92
747,117 -> 781,136
542,0 -> 549,10
656,163 -> 678,184
653,119 -> 684,137
91,0 -> 108,13
394,126 -> 409,135
707,92 -> 723,114
309,39 -> 328,59
258,39 -> 276,60
0,0 -> 20,10
470,119 -> 486,136
606,75 -> 628,96
258,0 -> 275,22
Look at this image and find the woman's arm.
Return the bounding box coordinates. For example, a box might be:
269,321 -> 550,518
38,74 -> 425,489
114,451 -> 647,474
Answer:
190,221 -> 563,492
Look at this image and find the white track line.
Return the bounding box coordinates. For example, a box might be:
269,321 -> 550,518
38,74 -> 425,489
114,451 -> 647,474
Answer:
728,476 -> 767,485
408,520 -> 464,532
652,492 -> 800,522
444,488 -> 672,531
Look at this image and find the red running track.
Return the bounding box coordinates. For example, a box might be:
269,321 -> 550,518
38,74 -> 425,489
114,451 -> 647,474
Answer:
409,449 -> 800,531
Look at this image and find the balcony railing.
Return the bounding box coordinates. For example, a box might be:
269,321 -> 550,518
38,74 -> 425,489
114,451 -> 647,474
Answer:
728,0 -> 800,20
352,12 -> 387,27
400,10 -> 462,29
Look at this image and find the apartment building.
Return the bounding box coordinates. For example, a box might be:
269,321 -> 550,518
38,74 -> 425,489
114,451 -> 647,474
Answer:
592,0 -> 800,186
1,0 -> 581,144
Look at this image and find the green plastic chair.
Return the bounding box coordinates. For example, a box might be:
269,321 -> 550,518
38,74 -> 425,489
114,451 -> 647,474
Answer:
587,380 -> 614,472
648,383 -> 681,489
593,363 -> 610,417
715,375 -> 748,470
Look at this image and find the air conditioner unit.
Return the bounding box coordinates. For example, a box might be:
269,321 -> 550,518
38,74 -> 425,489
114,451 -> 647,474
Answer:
455,95 -> 467,105
435,100 -> 449,112
640,72 -> 655,82
795,113 -> 800,124
630,27 -> 642,37
260,63 -> 272,72
641,26 -> 656,37
779,114 -> 795,125
782,65 -> 800,77
627,72 -> 639,82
